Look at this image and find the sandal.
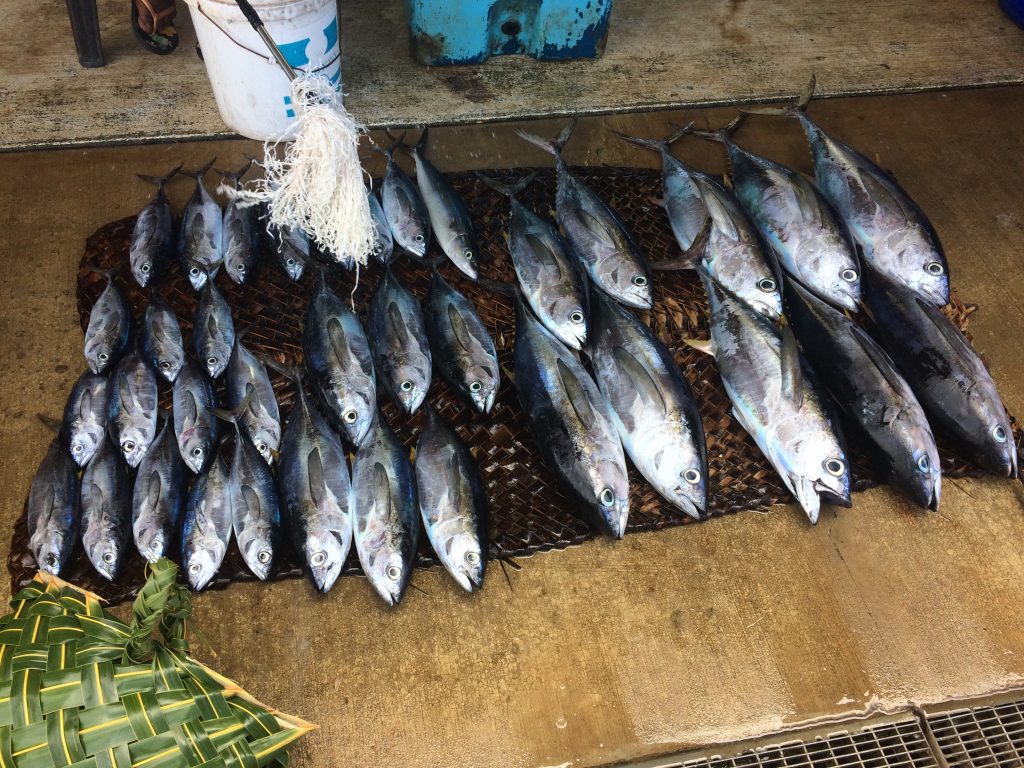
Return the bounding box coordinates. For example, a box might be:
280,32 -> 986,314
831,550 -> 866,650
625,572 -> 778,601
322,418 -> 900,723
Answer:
131,0 -> 179,55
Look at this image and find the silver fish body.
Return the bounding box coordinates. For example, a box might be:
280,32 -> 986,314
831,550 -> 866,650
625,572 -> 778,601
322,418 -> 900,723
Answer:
786,279 -> 941,509
588,288 -> 708,520
724,136 -> 861,312
181,452 -> 232,591
141,295 -> 185,382
107,351 -> 159,468
84,276 -> 131,374
173,358 -> 219,473
513,297 -> 630,537
222,198 -> 259,284
279,378 -> 353,593
368,269 -> 432,415
226,341 -> 280,463
350,415 -> 419,606
228,421 -> 282,580
368,188 -> 395,265
62,369 -> 108,468
303,276 -> 377,446
194,279 -> 235,378
380,149 -> 430,258
697,271 -> 850,523
80,435 -> 131,581
415,407 -> 487,593
27,437 -> 79,576
410,140 -> 479,279
273,225 -> 309,282
689,173 -> 783,321
797,112 -> 949,306
179,163 -> 223,291
424,270 -> 499,414
130,171 -> 176,287
860,266 -> 1016,478
132,418 -> 185,563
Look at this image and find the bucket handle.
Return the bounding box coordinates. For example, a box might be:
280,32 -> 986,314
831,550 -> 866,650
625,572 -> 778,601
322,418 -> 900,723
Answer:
195,1 -> 341,75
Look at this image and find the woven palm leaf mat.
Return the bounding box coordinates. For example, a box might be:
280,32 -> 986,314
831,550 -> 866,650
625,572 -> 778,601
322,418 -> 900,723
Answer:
8,167 -> 1019,605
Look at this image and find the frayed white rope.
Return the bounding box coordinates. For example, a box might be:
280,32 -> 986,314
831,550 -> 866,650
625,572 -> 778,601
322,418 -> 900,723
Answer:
234,73 -> 373,266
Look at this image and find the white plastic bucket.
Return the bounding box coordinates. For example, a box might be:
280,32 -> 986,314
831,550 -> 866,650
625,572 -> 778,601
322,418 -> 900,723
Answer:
183,0 -> 342,140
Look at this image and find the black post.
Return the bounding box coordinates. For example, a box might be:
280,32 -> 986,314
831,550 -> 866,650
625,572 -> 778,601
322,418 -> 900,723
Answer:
65,0 -> 104,68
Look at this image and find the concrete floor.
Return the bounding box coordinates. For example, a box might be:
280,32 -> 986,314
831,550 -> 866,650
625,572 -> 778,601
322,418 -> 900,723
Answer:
1,87 -> 1023,767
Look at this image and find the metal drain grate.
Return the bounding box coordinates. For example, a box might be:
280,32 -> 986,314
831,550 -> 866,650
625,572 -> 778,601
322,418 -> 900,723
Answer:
925,698 -> 1024,767
626,718 -> 938,768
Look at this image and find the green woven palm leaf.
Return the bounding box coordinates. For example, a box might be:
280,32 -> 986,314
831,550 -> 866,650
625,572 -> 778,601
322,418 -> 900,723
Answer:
0,560 -> 314,768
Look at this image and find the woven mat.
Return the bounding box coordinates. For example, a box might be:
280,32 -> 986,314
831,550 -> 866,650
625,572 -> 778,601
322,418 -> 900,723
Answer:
8,167 -> 1015,604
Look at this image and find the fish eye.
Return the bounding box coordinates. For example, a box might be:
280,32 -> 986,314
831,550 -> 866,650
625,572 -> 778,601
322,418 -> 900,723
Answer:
191,447 -> 203,458
917,455 -> 930,473
599,488 -> 615,507
311,551 -> 327,567
414,234 -> 425,243
824,458 -> 846,477
188,562 -> 202,575
632,275 -> 648,287
569,310 -> 585,324
343,409 -> 358,424
469,381 -> 482,393
45,553 -> 58,568
683,469 -> 701,485
237,264 -> 246,274
386,564 -> 402,581
141,264 -> 151,274
286,258 -> 296,266
466,551 -> 480,566
840,268 -> 858,282
257,550 -> 272,565
993,425 -> 1008,443
159,361 -> 171,371
400,380 -> 413,392
72,444 -> 84,454
102,551 -> 116,564
256,442 -> 268,454
189,267 -> 201,277
757,278 -> 777,293
464,250 -> 474,261
207,356 -> 218,367
123,441 -> 135,452
925,261 -> 945,276
98,352 -> 109,362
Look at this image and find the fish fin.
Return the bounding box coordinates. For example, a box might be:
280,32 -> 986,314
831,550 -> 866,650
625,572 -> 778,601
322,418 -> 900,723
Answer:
373,462 -> 392,522
307,447 -> 327,509
556,359 -> 600,434
610,123 -> 693,153
37,414 -> 62,433
326,317 -> 351,365
652,215 -> 711,271
515,120 -> 576,158
386,301 -> 412,348
848,324 -> 914,399
141,470 -> 162,514
475,171 -> 538,199
739,76 -> 815,117
447,304 -> 476,354
216,158 -> 255,187
881,404 -> 902,427
137,163 -> 183,190
915,297 -> 975,359
262,355 -> 302,384
446,453 -> 463,514
239,484 -> 261,521
181,390 -> 198,430
796,74 -> 817,110
789,476 -> 821,524
577,207 -> 620,247
181,158 -> 217,179
686,114 -> 744,145
780,318 -> 804,408
477,278 -> 515,297
681,337 -> 715,356
611,346 -> 667,414
212,387 -> 255,424
648,196 -> 666,208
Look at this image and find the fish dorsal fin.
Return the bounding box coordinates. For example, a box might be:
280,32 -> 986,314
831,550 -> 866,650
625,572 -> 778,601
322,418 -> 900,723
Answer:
181,390 -> 198,429
372,462 -> 392,522
387,301 -> 411,347
446,453 -> 462,513
447,304 -> 474,353
916,297 -> 975,359
611,346 -> 667,415
240,484 -> 261,520
229,216 -> 244,244
849,324 -> 913,399
556,358 -> 599,434
326,317 -> 350,364
307,446 -> 326,508
143,470 -> 162,511
780,320 -> 804,408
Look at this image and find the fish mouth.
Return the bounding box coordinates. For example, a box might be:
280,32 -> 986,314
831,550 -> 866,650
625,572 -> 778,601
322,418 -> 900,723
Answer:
401,389 -> 427,415
789,476 -> 822,524
450,568 -> 476,594
918,280 -> 950,307
832,287 -> 860,313
929,471 -> 942,511
453,257 -> 478,280
189,570 -> 215,592
475,389 -> 496,415
598,498 -> 630,539
670,490 -> 705,522
312,566 -> 341,594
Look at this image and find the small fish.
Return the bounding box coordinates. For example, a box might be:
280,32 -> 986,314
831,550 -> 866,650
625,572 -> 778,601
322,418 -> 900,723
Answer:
367,187 -> 395,265
415,406 -> 487,593
350,413 -> 419,606
181,451 -> 232,591
786,278 -> 941,509
194,278 -> 235,378
178,158 -> 223,290
477,172 -> 588,350
696,128 -> 861,312
303,273 -> 377,446
686,270 -> 850,523
62,369 -> 108,467
27,436 -> 79,576
587,287 -> 708,520
377,139 -> 431,258
130,165 -> 180,287
173,358 -> 219,473
513,294 -> 630,537
132,416 -> 185,563
274,364 -> 353,593
108,350 -> 159,468
216,394 -> 282,580
226,337 -> 280,463
424,269 -> 499,414
368,269 -> 432,415
219,160 -> 260,285
80,435 -> 131,581
140,294 -> 185,382
517,121 -> 653,309
860,264 -> 1016,478
83,267 -> 131,374
272,225 -> 310,282
405,129 -> 479,278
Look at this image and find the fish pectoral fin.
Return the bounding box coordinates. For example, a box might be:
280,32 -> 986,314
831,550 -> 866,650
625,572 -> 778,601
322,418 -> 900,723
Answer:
780,319 -> 804,409
181,390 -> 198,430
142,470 -> 162,514
881,405 -> 902,427
372,462 -> 393,522
446,304 -> 477,354
681,337 -> 715,357
849,324 -> 914,400
239,484 -> 262,521
556,358 -> 601,435
387,301 -> 411,348
611,346 -> 667,415
307,447 -> 327,509
915,297 -> 976,360
326,317 -> 351,364
446,454 -> 463,513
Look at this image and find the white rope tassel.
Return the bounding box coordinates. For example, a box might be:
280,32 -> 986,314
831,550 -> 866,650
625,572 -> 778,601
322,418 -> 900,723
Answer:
237,73 -> 374,266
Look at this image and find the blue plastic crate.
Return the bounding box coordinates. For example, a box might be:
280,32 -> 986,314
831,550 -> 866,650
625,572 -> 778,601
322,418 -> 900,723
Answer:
407,0 -> 613,65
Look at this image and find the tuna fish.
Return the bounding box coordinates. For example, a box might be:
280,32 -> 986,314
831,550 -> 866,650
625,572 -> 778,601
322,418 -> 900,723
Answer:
132,416 -> 185,563
194,278 -> 235,379
368,269 -> 432,415
130,165 -> 180,287
173,358 -> 219,473
140,294 -> 185,383
219,159 -> 260,285
27,436 -> 80,576
83,268 -> 131,375
80,435 -> 131,581
377,139 -> 431,258
181,451 -> 232,591
226,338 -> 280,464
178,158 -> 223,291
107,350 -> 159,468
62,369 -> 108,468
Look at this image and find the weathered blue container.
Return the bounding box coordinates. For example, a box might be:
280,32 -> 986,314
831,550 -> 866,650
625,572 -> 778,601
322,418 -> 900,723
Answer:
407,0 -> 612,66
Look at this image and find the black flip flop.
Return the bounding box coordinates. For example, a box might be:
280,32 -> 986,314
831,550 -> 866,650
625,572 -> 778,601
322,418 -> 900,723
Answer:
131,0 -> 179,55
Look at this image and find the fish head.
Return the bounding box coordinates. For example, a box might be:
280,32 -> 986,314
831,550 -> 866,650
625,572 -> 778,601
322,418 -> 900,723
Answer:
156,356 -> 183,383
280,251 -> 305,281
598,267 -> 653,310
445,533 -> 485,593
250,433 -> 277,465
587,459 -> 630,538
742,274 -> 784,321
85,535 -> 126,581
304,528 -> 350,593
886,414 -> 942,510
69,432 -> 101,468
546,294 -> 589,350
185,262 -> 209,291
366,545 -> 411,606
228,257 -> 250,284
137,528 -> 168,563
909,247 -> 951,307
183,441 -> 209,474
338,394 -> 376,447
184,541 -> 226,591
84,334 -> 115,374
464,368 -> 498,415
202,349 -> 227,379
119,428 -> 150,469
239,527 -> 276,581
131,256 -> 155,288
447,233 -> 479,279
785,442 -> 851,524
827,262 -> 862,312
971,403 -> 1018,479
392,365 -> 429,415
30,526 -> 73,576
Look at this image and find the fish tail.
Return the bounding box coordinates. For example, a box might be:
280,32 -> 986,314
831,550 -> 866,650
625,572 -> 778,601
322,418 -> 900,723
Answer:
684,114 -> 744,144
413,126 -> 428,155
515,119 -> 576,158
137,163 -> 183,190
739,75 -> 816,117
211,386 -> 255,426
215,158 -> 255,186
475,171 -> 538,199
181,157 -> 217,179
611,123 -> 694,153
477,277 -> 515,297
262,355 -> 302,384
36,414 -> 62,433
